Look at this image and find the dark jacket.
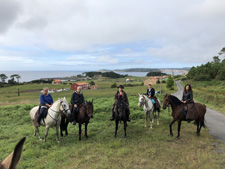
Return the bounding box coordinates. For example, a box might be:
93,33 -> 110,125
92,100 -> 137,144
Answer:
147,88 -> 155,97
114,90 -> 129,106
71,91 -> 85,112
182,91 -> 193,103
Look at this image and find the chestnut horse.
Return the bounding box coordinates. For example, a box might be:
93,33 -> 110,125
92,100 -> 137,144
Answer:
163,94 -> 206,138
0,137 -> 26,169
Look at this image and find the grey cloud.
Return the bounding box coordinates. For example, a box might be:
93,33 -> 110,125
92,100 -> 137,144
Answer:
0,0 -> 21,33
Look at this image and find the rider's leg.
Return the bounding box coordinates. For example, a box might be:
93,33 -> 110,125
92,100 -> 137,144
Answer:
37,107 -> 45,126
110,104 -> 115,121
72,108 -> 78,125
126,107 -> 131,122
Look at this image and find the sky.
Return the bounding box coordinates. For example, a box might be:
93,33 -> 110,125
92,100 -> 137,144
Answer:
0,0 -> 225,71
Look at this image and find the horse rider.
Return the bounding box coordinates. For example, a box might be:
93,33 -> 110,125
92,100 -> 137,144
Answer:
36,87 -> 53,127
110,85 -> 130,121
146,83 -> 161,114
71,86 -> 85,125
181,84 -> 197,120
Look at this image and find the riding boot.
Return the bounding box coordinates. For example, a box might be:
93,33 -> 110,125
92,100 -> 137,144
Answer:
110,107 -> 115,121
72,109 -> 77,125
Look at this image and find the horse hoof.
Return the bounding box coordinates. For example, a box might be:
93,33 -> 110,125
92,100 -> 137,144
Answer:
114,135 -> 117,138
170,134 -> 173,137
85,136 -> 88,139
124,136 -> 127,138
176,136 -> 180,139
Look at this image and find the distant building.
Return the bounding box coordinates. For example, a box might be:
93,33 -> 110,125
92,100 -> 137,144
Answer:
144,76 -> 168,85
52,79 -> 62,85
71,82 -> 89,90
91,85 -> 98,90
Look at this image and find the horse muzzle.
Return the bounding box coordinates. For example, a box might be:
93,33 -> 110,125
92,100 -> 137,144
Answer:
138,103 -> 142,107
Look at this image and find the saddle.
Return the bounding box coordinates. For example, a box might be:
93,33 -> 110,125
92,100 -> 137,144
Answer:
183,102 -> 198,120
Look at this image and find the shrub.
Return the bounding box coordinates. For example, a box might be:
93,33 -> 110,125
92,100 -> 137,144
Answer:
111,83 -> 117,88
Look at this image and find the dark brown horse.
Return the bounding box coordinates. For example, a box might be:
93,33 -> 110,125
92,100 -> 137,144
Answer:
114,99 -> 128,138
0,137 -> 26,169
73,100 -> 94,140
163,94 -> 206,138
60,111 -> 69,137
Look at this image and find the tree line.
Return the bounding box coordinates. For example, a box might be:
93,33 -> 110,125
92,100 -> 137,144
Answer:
187,48 -> 225,81
85,71 -> 127,78
0,74 -> 21,86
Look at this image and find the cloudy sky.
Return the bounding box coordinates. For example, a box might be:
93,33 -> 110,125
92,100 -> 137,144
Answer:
0,0 -> 225,71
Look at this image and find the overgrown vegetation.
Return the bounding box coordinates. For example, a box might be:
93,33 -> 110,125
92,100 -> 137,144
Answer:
187,48 -> 225,81
146,71 -> 167,76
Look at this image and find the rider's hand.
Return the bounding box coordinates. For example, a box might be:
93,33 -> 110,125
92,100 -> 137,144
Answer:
74,104 -> 78,108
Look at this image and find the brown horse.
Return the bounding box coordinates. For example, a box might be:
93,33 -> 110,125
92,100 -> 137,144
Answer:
72,100 -> 94,140
163,94 -> 206,138
0,137 -> 26,169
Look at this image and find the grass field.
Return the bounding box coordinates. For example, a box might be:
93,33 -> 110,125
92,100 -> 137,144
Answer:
0,79 -> 225,169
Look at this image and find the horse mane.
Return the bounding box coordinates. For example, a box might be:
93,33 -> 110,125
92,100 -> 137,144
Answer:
169,95 -> 182,105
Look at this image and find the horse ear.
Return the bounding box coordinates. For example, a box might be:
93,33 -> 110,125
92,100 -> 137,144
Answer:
2,137 -> 26,169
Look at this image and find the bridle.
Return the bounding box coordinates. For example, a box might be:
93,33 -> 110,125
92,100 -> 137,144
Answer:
139,95 -> 147,107
48,100 -> 70,123
84,103 -> 93,118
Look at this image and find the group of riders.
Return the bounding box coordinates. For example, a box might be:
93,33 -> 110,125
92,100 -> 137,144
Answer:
36,82 -> 194,127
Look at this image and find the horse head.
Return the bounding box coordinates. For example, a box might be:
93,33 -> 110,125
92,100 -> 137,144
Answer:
59,97 -> 71,117
138,94 -> 146,107
117,100 -> 126,119
85,100 -> 94,119
163,94 -> 170,109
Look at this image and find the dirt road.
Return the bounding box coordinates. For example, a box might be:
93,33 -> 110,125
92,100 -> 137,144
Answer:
173,81 -> 225,144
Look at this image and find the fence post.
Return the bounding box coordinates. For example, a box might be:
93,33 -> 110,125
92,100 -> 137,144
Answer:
18,88 -> 20,96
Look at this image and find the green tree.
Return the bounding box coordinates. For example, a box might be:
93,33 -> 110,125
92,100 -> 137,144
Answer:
0,74 -> 8,83
89,81 -> 95,85
111,83 -> 117,88
166,74 -> 174,90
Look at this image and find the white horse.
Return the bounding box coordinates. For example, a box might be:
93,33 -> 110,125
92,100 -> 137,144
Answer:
30,97 -> 71,143
138,94 -> 161,129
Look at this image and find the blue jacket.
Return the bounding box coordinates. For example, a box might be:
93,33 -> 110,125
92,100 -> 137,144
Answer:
40,94 -> 53,105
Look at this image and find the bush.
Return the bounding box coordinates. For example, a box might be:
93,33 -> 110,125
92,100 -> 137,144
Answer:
193,74 -> 211,81
111,83 -> 117,88
89,81 -> 95,85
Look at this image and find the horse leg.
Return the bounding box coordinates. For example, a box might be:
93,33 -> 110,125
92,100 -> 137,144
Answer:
169,119 -> 176,136
65,119 -> 69,136
176,121 -> 182,139
79,123 -> 82,141
150,111 -> 153,129
145,112 -> 147,128
157,109 -> 159,125
124,121 -> 127,138
60,125 -> 63,137
195,119 -> 200,136
114,121 -> 118,138
56,125 -> 60,143
33,123 -> 36,136
44,126 -> 50,142
85,123 -> 88,139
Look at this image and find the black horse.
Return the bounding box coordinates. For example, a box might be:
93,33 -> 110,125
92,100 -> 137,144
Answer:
114,100 -> 128,138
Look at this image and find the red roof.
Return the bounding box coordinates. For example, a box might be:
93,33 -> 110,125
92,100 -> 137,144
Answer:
75,82 -> 89,85
54,79 -> 62,82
